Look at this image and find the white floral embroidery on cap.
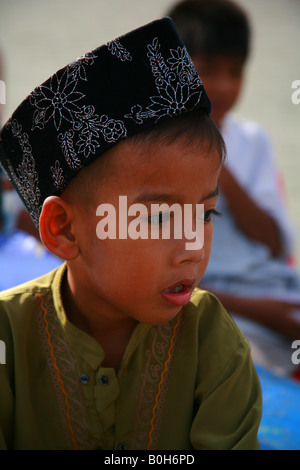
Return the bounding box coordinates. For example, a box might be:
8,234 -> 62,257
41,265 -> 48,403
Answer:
57,130 -> 82,169
30,70 -> 85,131
6,119 -> 41,226
50,160 -> 65,191
70,106 -> 127,159
125,38 -> 202,124
29,57 -> 128,188
107,39 -> 132,62
68,52 -> 98,82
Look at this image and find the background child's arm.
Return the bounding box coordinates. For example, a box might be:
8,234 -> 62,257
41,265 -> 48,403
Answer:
207,288 -> 300,339
218,166 -> 283,257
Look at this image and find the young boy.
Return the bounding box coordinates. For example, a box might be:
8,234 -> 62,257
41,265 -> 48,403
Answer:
168,0 -> 300,377
0,17 -> 261,450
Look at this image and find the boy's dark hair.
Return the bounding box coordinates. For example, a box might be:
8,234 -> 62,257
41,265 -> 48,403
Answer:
131,108 -> 226,164
167,0 -> 251,60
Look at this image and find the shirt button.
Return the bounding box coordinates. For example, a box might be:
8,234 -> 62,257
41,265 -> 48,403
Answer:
99,375 -> 109,385
79,373 -> 90,385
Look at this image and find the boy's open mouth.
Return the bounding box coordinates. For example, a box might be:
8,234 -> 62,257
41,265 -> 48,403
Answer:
165,284 -> 186,294
162,279 -> 195,307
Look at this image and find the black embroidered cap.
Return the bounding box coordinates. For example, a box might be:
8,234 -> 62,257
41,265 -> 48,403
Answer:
0,17 -> 211,227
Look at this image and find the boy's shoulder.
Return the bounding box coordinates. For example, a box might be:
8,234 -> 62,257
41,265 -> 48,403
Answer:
0,264 -> 65,320
0,265 -> 63,297
0,266 -> 65,365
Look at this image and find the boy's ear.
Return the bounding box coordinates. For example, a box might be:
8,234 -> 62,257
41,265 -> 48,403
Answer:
39,196 -> 79,260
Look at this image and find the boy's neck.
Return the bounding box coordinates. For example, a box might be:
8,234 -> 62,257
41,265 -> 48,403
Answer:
61,268 -> 138,370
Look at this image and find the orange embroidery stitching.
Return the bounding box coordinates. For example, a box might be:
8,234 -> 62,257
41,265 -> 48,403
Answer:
147,310 -> 182,450
37,292 -> 78,450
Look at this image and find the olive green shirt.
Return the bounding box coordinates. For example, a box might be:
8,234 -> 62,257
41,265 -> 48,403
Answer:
0,264 -> 262,450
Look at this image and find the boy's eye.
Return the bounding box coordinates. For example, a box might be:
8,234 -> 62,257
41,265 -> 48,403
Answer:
201,209 -> 222,222
148,212 -> 170,225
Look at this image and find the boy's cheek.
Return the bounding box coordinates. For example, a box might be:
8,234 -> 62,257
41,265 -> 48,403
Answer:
203,226 -> 214,258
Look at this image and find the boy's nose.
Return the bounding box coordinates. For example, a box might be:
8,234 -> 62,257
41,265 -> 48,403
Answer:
172,236 -> 205,266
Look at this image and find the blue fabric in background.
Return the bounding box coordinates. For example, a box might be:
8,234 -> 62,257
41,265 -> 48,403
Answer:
0,231 -> 62,291
256,364 -> 300,450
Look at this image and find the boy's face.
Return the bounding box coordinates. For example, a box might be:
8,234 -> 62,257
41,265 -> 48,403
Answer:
192,54 -> 245,126
70,136 -> 221,325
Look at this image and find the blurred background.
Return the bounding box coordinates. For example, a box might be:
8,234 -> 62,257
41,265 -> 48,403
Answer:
0,0 -> 299,259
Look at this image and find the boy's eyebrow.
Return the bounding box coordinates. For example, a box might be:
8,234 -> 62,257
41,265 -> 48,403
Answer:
201,187 -> 219,201
134,192 -> 179,204
133,187 -> 219,204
